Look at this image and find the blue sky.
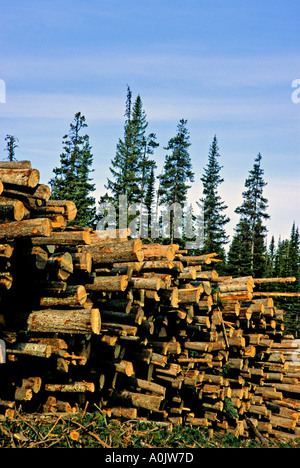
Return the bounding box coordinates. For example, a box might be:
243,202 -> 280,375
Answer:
0,0 -> 299,243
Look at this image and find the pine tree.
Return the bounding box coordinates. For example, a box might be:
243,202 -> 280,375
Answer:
49,112 -> 96,227
158,119 -> 194,243
229,153 -> 270,277
199,135 -> 229,259
4,135 -> 18,161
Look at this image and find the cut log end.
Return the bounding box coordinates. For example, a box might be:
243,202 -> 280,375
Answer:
91,308 -> 101,335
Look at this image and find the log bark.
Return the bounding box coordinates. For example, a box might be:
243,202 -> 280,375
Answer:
108,407 -> 138,419
177,253 -> 219,265
130,276 -> 161,290
126,378 -> 166,396
254,277 -> 296,284
39,285 -> 88,307
177,286 -> 201,304
71,252 -> 92,273
83,239 -> 144,264
30,230 -> 91,245
142,244 -> 175,261
142,272 -> 172,289
86,275 -> 128,292
0,218 -> 52,239
141,260 -> 175,270
46,200 -> 77,222
0,197 -> 26,221
115,390 -> 164,412
27,308 -> 101,334
102,307 -> 143,325
6,342 -> 52,358
101,322 -> 137,336
1,184 -> 51,207
0,160 -> 32,169
0,168 -> 40,188
45,382 -> 95,392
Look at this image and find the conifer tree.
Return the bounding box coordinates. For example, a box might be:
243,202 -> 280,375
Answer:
104,86 -> 137,205
158,119 -> 194,243
226,219 -> 252,276
264,235 -> 276,277
138,134 -> 158,238
271,223 -> 300,336
199,135 -> 229,259
98,87 -> 158,235
49,112 -> 96,227
4,135 -> 18,161
228,153 -> 269,276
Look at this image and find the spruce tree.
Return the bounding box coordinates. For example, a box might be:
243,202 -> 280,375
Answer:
104,86 -> 137,206
138,133 -> 158,238
264,235 -> 276,277
99,87 -> 158,235
226,219 -> 252,276
228,153 -> 270,277
4,135 -> 18,161
271,223 -> 300,336
158,119 -> 194,243
49,112 -> 96,227
199,135 -> 229,259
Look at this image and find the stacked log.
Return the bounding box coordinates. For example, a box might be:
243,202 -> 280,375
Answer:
0,160 -> 299,442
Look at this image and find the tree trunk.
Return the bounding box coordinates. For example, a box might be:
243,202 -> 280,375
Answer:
85,275 -> 128,292
115,390 -> 164,412
30,230 -> 91,245
0,197 -> 26,221
0,168 -> 40,188
83,238 -> 144,264
142,244 -> 175,261
7,342 -> 52,358
0,218 -> 52,239
39,285 -> 88,307
27,308 -> 101,334
44,382 -> 95,392
46,200 -> 77,222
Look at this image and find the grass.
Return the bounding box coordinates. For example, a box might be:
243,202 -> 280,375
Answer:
0,410 -> 299,448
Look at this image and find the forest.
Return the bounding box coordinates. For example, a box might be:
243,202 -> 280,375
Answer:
3,86 -> 299,337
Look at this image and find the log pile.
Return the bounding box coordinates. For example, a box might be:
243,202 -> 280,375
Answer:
0,160 -> 299,443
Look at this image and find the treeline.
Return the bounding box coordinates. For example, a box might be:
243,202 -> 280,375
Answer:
2,87 -> 299,335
